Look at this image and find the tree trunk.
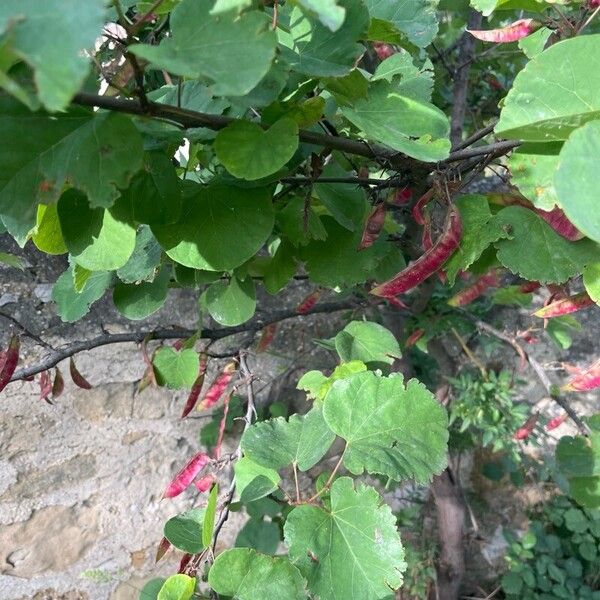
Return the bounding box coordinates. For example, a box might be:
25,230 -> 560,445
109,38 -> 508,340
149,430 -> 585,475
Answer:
431,468 -> 466,600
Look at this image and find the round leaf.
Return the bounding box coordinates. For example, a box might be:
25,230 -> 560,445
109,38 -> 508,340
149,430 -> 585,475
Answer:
205,276 -> 256,326
157,574 -> 195,600
164,508 -> 206,554
152,183 -> 274,271
334,321 -> 401,365
113,266 -> 170,320
215,119 -> 299,180
153,348 -> 200,389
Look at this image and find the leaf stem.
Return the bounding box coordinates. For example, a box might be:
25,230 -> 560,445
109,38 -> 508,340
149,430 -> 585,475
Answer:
306,449 -> 346,504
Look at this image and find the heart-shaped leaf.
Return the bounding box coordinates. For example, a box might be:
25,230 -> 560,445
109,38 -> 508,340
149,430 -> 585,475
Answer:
153,347 -> 200,389
215,118 -> 298,180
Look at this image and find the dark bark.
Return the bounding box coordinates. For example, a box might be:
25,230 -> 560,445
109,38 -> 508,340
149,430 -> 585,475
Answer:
450,11 -> 483,148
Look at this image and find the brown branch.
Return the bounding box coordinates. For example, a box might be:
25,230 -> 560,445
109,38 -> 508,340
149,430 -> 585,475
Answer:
8,299 -> 362,384
70,93 -> 520,171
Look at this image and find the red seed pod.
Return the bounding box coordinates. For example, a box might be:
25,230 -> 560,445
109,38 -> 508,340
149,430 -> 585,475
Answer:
421,214 -> 433,252
386,297 -> 409,310
163,452 -> 211,499
69,357 -> 92,389
590,0 -> 600,7
448,270 -> 500,307
194,474 -> 216,493
39,370 -> 53,404
562,358 -> 600,392
172,339 -> 185,351
519,281 -> 541,294
358,203 -> 386,251
178,553 -> 192,574
545,413 -> 568,431
373,41 -> 395,60
533,292 -> 594,319
155,536 -> 171,563
537,206 -> 583,242
52,367 -> 64,399
405,329 -> 425,348
256,323 -> 277,353
371,205 -> 462,298
181,353 -> 208,418
514,413 -> 539,440
296,290 -> 322,314
0,334 -> 19,393
197,361 -> 237,412
412,189 -> 434,226
469,19 -> 541,43
389,187 -> 412,205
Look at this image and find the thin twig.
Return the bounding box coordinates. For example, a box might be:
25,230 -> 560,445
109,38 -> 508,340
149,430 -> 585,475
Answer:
452,120 -> 497,152
306,449 -> 346,503
293,463 -> 301,504
0,311 -> 55,351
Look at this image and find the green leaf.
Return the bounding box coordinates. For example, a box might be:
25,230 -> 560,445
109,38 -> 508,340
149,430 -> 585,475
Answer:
0,0 -> 105,111
509,143 -> 561,210
205,276 -> 256,326
236,518 -> 280,555
372,53 -> 433,103
555,120 -> 600,243
32,204 -> 67,255
0,102 -> 143,242
241,405 -> 335,471
323,371 -> 449,482
278,0 -> 369,77
496,35 -> 600,141
152,183 -> 274,271
564,508 -> 588,533
157,574 -> 195,600
150,80 -> 230,116
293,0 -> 346,31
164,508 -> 206,553
297,361 -> 367,402
139,578 -> 166,600
300,216 -> 388,287
284,477 -> 406,599
502,571 -> 523,595
215,118 -> 299,181
493,206 -> 599,283
119,151 -> 182,226
583,262 -> 600,306
131,0 -> 277,96
113,266 -> 170,320
208,548 -> 306,600
72,264 -> 91,293
445,195 -> 510,286
323,69 -> 369,106
153,347 -> 200,389
276,195 -> 327,247
210,0 -> 252,14
116,226 -> 162,284
341,80 -> 450,162
364,0 -> 439,48
334,321 -> 401,365
58,190 -> 136,272
0,252 -> 25,270
263,241 -> 296,294
234,456 -> 281,503
52,266 -> 112,322
314,163 -> 368,231
203,484 -> 218,548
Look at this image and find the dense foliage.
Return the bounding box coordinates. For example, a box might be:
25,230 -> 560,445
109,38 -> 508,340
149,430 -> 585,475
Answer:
1,0 -> 600,598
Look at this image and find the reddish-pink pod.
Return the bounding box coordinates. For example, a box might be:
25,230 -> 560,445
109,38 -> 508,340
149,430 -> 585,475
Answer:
296,290 -> 322,314
412,189 -> 434,226
405,329 -> 425,348
519,281 -> 541,294
163,452 -> 211,499
562,358 -> 600,392
193,474 -> 216,493
514,413 -> 539,440
448,270 -> 500,307
69,357 -> 92,389
39,370 -> 53,404
533,292 -> 594,319
256,323 -> 277,353
371,205 -> 462,298
591,0 -> 600,7
197,361 -> 237,412
373,41 -> 395,60
52,367 -> 64,399
358,203 -> 386,251
178,553 -> 192,574
155,536 -> 171,563
545,413 -> 567,431
469,19 -> 540,43
0,334 -> 19,393
389,187 -> 412,205
181,353 -> 208,418
536,206 -> 584,242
